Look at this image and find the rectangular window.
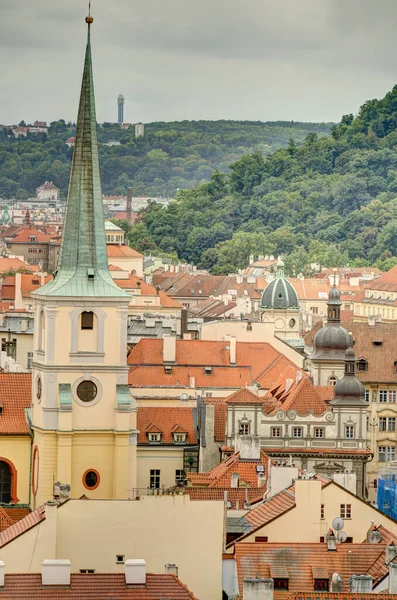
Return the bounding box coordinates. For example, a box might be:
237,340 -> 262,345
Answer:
311,307 -> 319,314
271,427 -> 282,437
148,433 -> 161,443
365,390 -> 370,402
174,434 -> 186,443
80,569 -> 95,574
389,418 -> 396,432
255,536 -> 268,542
116,555 -> 125,564
164,366 -> 172,374
345,425 -> 354,439
240,423 -> 250,435
380,390 -> 388,403
150,469 -> 160,489
340,504 -> 352,519
293,427 -> 303,438
81,311 -> 94,330
314,428 -> 324,438
27,352 -> 33,370
204,366 -> 213,375
314,580 -> 329,591
273,579 -> 289,590
389,391 -> 397,403
379,446 -> 396,462
379,417 -> 387,432
175,469 -> 185,483
320,504 -> 325,520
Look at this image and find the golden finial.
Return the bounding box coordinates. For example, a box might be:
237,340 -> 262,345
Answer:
86,0 -> 93,23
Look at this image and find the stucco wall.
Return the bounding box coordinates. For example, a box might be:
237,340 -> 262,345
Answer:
137,447 -> 184,489
0,436 -> 31,504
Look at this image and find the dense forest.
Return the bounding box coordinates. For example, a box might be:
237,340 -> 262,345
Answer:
0,120 -> 331,199
123,85 -> 397,274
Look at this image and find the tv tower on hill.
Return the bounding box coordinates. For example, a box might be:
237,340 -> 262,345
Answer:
117,94 -> 124,124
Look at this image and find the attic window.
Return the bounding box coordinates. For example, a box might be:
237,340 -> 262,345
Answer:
373,341 -> 383,346
357,359 -> 368,372
32,279 -> 40,285
273,579 -> 289,590
204,366 -> 213,375
314,580 -> 329,591
173,433 -> 187,443
28,235 -> 36,242
164,365 -> 172,375
148,433 -> 161,443
394,361 -> 397,374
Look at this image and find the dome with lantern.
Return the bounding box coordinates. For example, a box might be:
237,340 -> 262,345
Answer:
260,258 -> 299,310
310,285 -> 351,361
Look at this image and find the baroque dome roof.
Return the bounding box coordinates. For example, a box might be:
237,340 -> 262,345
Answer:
311,323 -> 351,360
260,259 -> 299,310
330,348 -> 366,406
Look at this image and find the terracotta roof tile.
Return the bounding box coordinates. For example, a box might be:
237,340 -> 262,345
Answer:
225,388 -> 263,405
0,505 -> 45,548
204,398 -> 227,442
0,573 -> 197,599
235,542 -> 388,599
107,245 -> 143,258
186,487 -> 264,505
129,364 -> 253,389
289,594 -> 397,600
137,407 -> 196,444
0,374 -> 31,434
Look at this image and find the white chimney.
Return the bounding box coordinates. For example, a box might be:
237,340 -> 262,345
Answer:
350,575 -> 372,593
0,561 -> 5,587
229,336 -> 236,365
244,577 -> 273,600
41,560 -> 71,586
165,563 -> 178,577
125,559 -> 146,585
326,531 -> 337,551
390,562 -> 397,593
14,272 -> 23,310
236,435 -> 261,461
231,473 -> 240,488
163,335 -> 176,363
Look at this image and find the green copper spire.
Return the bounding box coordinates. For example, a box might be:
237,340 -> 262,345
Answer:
35,17 -> 129,298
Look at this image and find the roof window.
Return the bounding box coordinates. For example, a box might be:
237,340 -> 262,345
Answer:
373,341 -> 383,347
164,365 -> 172,375
204,366 -> 213,375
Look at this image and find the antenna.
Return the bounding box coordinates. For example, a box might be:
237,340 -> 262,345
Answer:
332,517 -> 344,531
337,531 -> 347,543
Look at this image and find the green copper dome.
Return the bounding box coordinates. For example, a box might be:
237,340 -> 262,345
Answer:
260,259 -> 299,310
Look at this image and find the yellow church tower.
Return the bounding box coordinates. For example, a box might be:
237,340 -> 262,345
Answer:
30,14 -> 137,506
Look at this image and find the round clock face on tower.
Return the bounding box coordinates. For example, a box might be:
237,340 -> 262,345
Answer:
77,380 -> 98,403
36,377 -> 42,402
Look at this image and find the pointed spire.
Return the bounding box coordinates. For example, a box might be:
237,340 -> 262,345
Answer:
35,15 -> 129,299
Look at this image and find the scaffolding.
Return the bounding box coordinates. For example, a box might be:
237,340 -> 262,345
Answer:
377,463 -> 397,519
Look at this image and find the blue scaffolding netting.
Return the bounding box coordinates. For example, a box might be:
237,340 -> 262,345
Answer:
377,470 -> 397,520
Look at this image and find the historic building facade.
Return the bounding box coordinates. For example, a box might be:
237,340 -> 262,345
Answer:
30,18 -> 138,506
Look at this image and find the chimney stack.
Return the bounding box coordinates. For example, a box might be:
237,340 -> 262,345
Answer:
163,335 -> 176,363
0,561 -> 4,588
386,544 -> 397,566
229,336 -> 236,365
125,559 -> 146,585
390,563 -> 397,593
244,577 -> 274,600
350,575 -> 372,593
236,434 -> 261,461
14,272 -> 23,310
41,560 -> 71,586
231,472 -> 240,488
326,530 -> 337,551
165,563 -> 178,577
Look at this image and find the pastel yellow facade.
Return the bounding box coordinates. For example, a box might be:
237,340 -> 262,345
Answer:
0,497 -> 224,600
31,297 -> 137,506
137,447 -> 185,489
240,479 -> 397,544
0,436 -> 31,504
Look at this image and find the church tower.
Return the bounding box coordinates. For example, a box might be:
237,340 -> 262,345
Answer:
30,15 -> 137,506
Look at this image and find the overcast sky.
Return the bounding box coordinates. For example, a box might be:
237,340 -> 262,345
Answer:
1,0 -> 397,125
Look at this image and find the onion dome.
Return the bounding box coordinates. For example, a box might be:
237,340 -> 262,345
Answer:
310,285 -> 350,360
330,347 -> 366,406
260,258 -> 299,310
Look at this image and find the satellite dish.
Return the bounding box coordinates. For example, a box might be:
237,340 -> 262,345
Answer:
332,517 -> 344,531
337,531 -> 347,543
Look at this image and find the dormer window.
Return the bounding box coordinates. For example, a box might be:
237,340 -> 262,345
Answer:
314,579 -> 329,591
204,366 -> 213,375
239,422 -> 250,435
357,359 -> 368,372
373,341 -> 383,347
173,433 -> 187,444
148,433 -> 161,443
164,365 -> 172,375
29,235 -> 36,242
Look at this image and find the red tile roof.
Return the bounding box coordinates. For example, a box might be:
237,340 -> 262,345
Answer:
235,542 -> 389,599
129,364 -> 253,388
0,258 -> 36,273
186,487 -> 264,505
0,505 -> 45,548
1,273 -> 52,300
0,374 -> 31,434
225,388 -> 263,405
9,227 -> 53,244
137,407 -> 196,444
0,573 -> 197,599
204,398 -> 227,442
289,594 -> 397,600
107,245 -> 143,258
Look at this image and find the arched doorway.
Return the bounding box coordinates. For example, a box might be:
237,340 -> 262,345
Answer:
0,461 -> 12,503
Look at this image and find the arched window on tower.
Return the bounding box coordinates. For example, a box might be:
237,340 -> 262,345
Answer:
329,376 -> 337,386
0,461 -> 12,503
81,311 -> 94,330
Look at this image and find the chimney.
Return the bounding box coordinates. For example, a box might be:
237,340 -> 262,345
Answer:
350,575 -> 372,593
331,573 -> 342,592
236,435 -> 261,461
243,577 -> 273,600
326,530 -> 337,551
0,561 -> 4,587
14,272 -> 23,310
386,544 -> 397,565
229,336 -> 236,365
165,563 -> 178,577
366,524 -> 382,544
125,559 -> 146,585
163,335 -> 176,363
180,308 -> 188,337
231,473 -> 240,488
41,559 -> 71,586
389,563 -> 397,593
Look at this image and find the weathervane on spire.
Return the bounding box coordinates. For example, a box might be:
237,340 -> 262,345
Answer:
86,0 -> 93,23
